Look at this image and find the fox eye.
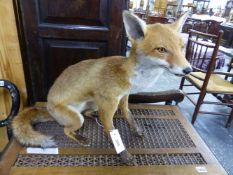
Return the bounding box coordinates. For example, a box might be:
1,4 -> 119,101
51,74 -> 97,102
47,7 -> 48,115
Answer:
155,47 -> 168,53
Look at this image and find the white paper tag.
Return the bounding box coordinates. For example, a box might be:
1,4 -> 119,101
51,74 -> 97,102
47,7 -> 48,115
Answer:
0,81 -> 4,87
27,147 -> 59,154
196,166 -> 208,173
110,129 -> 125,154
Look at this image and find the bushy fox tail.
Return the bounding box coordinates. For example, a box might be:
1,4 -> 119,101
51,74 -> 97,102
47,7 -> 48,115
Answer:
12,107 -> 56,148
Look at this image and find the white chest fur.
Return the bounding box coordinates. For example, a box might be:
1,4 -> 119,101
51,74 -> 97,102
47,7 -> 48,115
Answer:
130,56 -> 168,94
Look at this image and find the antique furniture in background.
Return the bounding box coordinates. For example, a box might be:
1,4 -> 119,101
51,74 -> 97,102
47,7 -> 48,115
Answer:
182,15 -> 224,35
166,3 -> 195,17
223,0 -> 233,17
187,19 -> 222,35
179,29 -> 233,128
154,0 -> 167,16
14,0 -> 128,104
220,22 -> 233,47
193,0 -> 210,13
146,16 -> 170,24
190,14 -> 226,23
203,20 -> 222,35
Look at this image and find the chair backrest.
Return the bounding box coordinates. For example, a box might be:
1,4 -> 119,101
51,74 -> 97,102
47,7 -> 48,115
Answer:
193,21 -> 207,33
183,18 -> 221,35
185,29 -> 224,73
146,16 -> 169,24
182,18 -> 201,33
203,20 -> 222,35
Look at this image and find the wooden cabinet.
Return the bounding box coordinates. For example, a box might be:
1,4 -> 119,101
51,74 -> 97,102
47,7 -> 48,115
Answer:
14,0 -> 128,104
220,23 -> 233,47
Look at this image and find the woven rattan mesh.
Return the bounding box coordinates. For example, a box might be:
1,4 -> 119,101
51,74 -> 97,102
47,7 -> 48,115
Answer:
14,153 -> 206,167
34,108 -> 195,148
114,109 -> 176,116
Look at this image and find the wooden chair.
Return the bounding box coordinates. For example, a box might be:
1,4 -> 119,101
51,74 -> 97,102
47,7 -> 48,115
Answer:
182,22 -> 194,33
182,18 -> 201,33
204,20 -> 222,35
146,16 -> 169,24
225,58 -> 233,80
183,19 -> 221,35
179,29 -> 233,128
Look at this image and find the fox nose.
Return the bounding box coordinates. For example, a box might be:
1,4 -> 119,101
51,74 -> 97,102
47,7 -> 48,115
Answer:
183,67 -> 192,74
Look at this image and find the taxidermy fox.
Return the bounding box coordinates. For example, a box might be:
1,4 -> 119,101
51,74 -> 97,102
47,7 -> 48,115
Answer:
12,11 -> 192,164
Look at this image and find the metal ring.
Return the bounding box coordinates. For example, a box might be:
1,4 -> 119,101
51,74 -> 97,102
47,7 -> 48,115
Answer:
0,80 -> 20,139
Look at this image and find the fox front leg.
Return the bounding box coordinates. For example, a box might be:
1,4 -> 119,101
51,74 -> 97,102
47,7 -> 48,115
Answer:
96,96 -> 137,165
118,96 -> 144,137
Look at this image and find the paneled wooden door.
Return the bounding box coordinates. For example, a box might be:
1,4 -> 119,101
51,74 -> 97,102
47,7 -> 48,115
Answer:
14,0 -> 128,104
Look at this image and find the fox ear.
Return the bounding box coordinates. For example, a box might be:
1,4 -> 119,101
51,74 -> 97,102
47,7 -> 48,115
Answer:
171,12 -> 189,32
123,10 -> 146,41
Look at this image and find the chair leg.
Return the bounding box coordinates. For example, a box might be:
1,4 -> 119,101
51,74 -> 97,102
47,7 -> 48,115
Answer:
226,108 -> 233,128
165,100 -> 172,105
191,90 -> 206,124
176,77 -> 186,105
225,57 -> 233,80
179,77 -> 185,90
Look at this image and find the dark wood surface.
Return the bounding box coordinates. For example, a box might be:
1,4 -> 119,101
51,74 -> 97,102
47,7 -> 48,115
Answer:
13,0 -> 128,104
146,16 -> 169,24
220,23 -> 233,47
128,90 -> 184,104
0,104 -> 227,175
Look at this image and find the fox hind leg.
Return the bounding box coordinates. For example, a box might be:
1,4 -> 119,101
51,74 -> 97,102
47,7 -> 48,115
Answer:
64,125 -> 90,146
82,101 -> 98,119
47,103 -> 90,146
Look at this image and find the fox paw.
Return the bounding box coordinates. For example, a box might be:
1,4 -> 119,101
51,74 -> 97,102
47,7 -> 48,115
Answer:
82,110 -> 98,119
120,150 -> 137,166
132,128 -> 144,138
40,136 -> 57,148
75,134 -> 90,147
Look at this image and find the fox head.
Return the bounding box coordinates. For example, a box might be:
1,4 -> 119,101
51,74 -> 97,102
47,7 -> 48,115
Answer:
123,11 -> 192,76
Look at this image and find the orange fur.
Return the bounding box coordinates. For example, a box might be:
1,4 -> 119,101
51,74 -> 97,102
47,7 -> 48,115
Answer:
12,11 -> 191,164
139,23 -> 188,68
12,107 -> 55,147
